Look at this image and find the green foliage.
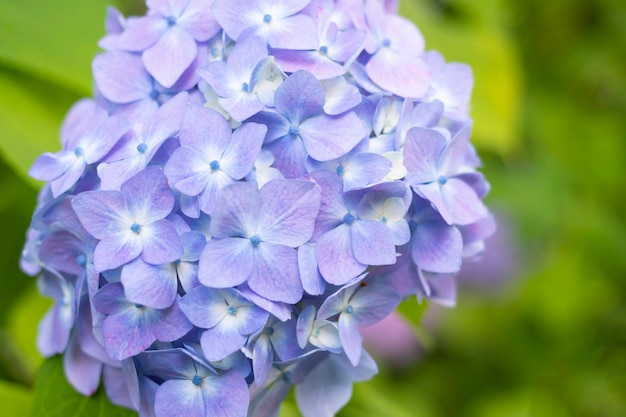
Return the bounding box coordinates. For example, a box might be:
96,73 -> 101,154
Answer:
30,356 -> 137,417
0,379 -> 33,415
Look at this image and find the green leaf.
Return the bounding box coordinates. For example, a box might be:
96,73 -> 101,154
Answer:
0,67 -> 79,183
0,0 -> 109,95
31,356 -> 137,417
0,379 -> 33,415
400,0 -> 523,155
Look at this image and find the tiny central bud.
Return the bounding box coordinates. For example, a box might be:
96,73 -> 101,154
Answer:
343,213 -> 355,225
267,72 -> 276,81
209,160 -> 220,171
227,306 -> 237,316
75,254 -> 87,267
312,328 -> 320,337
166,16 -> 176,26
344,305 -> 354,314
288,125 -> 299,136
173,259 -> 181,266
382,38 -> 391,47
60,297 -> 70,307
149,89 -> 159,100
282,371 -> 291,383
319,45 -> 328,55
130,222 -> 142,234
135,303 -> 145,310
263,14 -> 272,23
137,143 -> 148,154
266,326 -> 275,336
74,147 -> 84,157
336,165 -> 345,176
437,175 -> 447,185
210,47 -> 220,58
192,375 -> 203,386
242,82 -> 249,92
380,215 -> 388,223
250,235 -> 262,248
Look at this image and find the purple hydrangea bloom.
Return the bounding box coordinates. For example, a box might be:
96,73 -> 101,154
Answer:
22,1 -> 495,416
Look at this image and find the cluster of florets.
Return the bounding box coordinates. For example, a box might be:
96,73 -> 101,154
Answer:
21,0 -> 494,416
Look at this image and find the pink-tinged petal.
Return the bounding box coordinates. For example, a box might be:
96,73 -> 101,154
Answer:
102,310 -> 155,360
412,222 -> 462,273
199,238 -> 254,287
384,14 -> 425,56
416,179 -> 488,226
147,0 -> 189,16
84,115 -> 131,163
327,28 -> 366,63
197,170 -> 237,215
298,244 -> 325,296
94,234 -> 142,272
60,99 -> 106,145
349,283 -> 400,327
350,220 -> 397,266
122,166 -> 175,223
341,152 -> 391,191
122,259 -> 178,309
403,127 -> 446,185
200,327 -> 247,361
248,243 -> 304,304
50,160 -> 87,198
71,190 -> 129,238
202,372 -> 250,417
93,51 -> 152,103
178,0 -> 221,41
365,52 -> 430,99
322,77 -> 362,116
338,314 -> 362,366
97,157 -> 147,191
220,122 -> 266,179
140,219 -> 184,265
198,61 -> 241,97
143,26 -> 198,88
258,179 -> 320,246
237,285 -> 292,322
315,225 -> 365,285
118,15 -> 168,51
209,182 -> 260,238
299,112 -> 367,161
252,335 -> 273,385
267,14 -> 319,50
64,334 -> 103,396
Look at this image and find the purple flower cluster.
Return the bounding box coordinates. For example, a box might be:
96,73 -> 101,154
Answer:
22,1 -> 495,416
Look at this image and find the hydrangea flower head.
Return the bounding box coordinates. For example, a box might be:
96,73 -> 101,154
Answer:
22,1 -> 494,416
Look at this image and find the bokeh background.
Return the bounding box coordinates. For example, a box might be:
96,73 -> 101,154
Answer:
0,0 -> 624,415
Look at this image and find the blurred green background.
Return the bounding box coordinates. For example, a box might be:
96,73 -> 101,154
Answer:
0,0 -> 624,415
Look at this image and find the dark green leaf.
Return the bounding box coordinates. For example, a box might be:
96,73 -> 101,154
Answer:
31,356 -> 137,417
0,379 -> 32,415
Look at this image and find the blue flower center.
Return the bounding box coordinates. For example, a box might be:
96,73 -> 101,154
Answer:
250,235 -> 262,248
267,72 -> 276,81
74,147 -> 84,157
312,328 -> 320,337
130,222 -> 142,234
336,165 -> 345,176
319,45 -> 328,56
149,89 -> 159,100
166,16 -> 176,27
192,375 -> 203,386
173,259 -> 181,266
60,297 -> 70,307
227,306 -> 237,316
75,254 -> 87,267
266,326 -> 275,336
344,305 -> 354,314
343,213 -> 355,225
209,160 -> 220,171
137,143 -> 148,154
263,14 -> 272,23
210,47 -> 220,58
242,82 -> 249,92
380,215 -> 388,223
288,125 -> 299,136
135,304 -> 145,310
437,175 -> 447,185
382,38 -> 391,47
282,371 -> 291,383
